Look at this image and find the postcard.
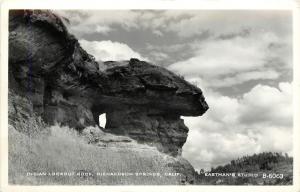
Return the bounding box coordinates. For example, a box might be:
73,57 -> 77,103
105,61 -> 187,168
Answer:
1,0 -> 300,191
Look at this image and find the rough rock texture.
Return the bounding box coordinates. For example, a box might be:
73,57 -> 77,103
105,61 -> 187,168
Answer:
8,90 -> 45,135
9,10 -> 208,184
9,10 -> 102,130
97,59 -> 208,156
105,110 -> 189,156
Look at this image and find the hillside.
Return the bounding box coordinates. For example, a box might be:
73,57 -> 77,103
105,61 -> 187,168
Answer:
9,125 -> 194,185
196,152 -> 293,185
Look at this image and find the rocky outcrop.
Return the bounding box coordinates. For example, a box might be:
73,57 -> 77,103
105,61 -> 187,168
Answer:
9,9 -> 208,184
95,59 -> 208,156
9,10 -> 103,131
9,10 -> 208,156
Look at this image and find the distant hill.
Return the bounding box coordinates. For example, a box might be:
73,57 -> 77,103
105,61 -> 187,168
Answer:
196,152 -> 293,185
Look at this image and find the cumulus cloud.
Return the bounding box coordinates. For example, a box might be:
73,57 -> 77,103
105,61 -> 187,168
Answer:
182,82 -> 293,170
239,82 -> 293,126
79,39 -> 148,61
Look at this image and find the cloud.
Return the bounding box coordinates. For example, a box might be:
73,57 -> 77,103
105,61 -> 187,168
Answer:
55,10 -> 292,45
218,70 -> 280,87
165,11 -> 292,38
182,82 -> 293,170
169,32 -> 281,77
56,10 -> 291,39
153,29 -> 163,36
70,25 -> 112,35
168,30 -> 291,88
55,10 -> 167,37
79,39 -> 148,61
54,10 -> 142,37
149,52 -> 169,62
239,82 -> 293,126
55,11 -> 292,79
189,70 -> 280,88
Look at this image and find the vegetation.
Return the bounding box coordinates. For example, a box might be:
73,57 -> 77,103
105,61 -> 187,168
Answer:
212,152 -> 292,172
9,125 -> 182,185
196,152 -> 293,185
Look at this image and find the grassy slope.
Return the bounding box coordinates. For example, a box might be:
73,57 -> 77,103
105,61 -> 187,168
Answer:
9,125 -> 185,185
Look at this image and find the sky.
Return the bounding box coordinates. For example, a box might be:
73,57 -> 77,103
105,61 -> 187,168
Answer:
55,10 -> 293,170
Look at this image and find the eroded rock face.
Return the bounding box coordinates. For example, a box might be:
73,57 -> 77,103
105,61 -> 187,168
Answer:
9,10 -> 105,130
9,10 -> 208,158
105,110 -> 188,156
92,59 -> 208,156
99,59 -> 208,117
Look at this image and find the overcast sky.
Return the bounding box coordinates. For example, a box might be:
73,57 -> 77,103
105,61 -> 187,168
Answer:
55,10 -> 293,170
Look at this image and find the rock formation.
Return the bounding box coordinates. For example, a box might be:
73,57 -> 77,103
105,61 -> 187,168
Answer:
8,10 -> 208,184
97,59 -> 208,156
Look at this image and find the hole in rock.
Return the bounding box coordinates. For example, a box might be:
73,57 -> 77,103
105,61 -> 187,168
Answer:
99,113 -> 106,129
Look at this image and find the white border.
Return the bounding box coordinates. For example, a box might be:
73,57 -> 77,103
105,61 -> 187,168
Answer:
1,0 -> 299,192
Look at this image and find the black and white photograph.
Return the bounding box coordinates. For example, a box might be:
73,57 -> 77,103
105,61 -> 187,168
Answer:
3,4 -> 297,188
